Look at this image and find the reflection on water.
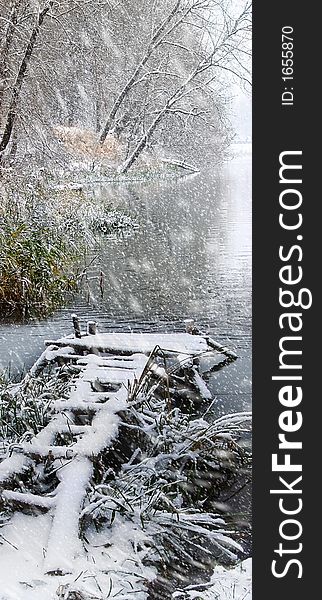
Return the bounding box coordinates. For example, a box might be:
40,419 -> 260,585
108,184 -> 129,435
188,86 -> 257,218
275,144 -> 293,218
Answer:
0,148 -> 251,420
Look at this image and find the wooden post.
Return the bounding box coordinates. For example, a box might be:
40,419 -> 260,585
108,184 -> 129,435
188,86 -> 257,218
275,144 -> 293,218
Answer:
184,319 -> 199,335
87,321 -> 97,335
72,314 -> 81,338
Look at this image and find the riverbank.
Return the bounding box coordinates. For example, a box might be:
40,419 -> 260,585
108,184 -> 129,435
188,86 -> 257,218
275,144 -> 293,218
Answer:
173,558 -> 251,599
0,174 -> 138,321
0,156 -> 197,321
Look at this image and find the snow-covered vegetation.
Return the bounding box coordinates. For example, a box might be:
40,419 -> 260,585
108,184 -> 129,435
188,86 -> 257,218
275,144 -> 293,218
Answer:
0,334 -> 251,598
0,176 -> 137,317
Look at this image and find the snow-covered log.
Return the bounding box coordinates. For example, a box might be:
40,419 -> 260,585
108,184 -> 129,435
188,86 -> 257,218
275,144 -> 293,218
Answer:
44,457 -> 93,574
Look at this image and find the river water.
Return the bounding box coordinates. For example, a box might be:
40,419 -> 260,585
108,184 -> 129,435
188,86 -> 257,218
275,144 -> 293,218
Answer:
0,146 -> 251,421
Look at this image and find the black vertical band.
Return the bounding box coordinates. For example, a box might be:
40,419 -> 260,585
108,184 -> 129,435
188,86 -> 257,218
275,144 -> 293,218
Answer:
253,2 -> 318,597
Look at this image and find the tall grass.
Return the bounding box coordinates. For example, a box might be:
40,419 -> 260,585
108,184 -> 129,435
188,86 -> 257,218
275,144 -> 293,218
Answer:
0,176 -> 83,317
0,217 -> 78,316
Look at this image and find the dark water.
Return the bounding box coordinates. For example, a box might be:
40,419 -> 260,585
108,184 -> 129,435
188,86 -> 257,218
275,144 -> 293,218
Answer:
0,147 -> 251,421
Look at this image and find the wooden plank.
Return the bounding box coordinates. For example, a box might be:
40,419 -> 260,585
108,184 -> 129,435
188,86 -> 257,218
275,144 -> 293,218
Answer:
45,332 -> 211,356
44,457 -> 93,574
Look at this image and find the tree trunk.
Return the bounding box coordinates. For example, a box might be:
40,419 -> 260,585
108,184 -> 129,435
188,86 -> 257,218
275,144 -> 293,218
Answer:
120,108 -> 167,174
0,1 -> 54,158
0,0 -> 21,114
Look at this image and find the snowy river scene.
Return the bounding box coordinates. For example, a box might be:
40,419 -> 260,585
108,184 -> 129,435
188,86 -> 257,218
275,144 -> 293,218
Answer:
0,2 -> 251,599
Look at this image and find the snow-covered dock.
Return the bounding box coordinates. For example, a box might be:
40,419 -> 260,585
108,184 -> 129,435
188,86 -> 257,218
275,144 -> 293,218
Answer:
0,319 -> 248,599
0,319 -> 233,483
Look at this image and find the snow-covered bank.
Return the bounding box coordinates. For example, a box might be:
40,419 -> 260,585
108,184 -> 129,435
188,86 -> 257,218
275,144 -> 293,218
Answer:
0,510 -> 251,600
0,512 -> 155,600
173,559 -> 252,599
0,327 -> 251,599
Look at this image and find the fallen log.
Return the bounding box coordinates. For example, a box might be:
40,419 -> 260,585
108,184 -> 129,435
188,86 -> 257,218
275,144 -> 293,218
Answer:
161,158 -> 200,172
